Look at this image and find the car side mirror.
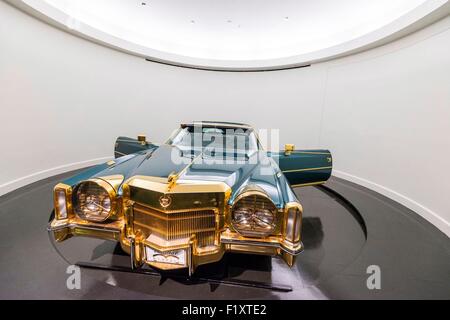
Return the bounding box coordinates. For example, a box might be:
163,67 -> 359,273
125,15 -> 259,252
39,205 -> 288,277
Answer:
285,144 -> 295,156
137,134 -> 147,145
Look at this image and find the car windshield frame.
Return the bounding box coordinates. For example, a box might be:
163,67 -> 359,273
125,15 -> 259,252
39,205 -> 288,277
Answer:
166,125 -> 261,157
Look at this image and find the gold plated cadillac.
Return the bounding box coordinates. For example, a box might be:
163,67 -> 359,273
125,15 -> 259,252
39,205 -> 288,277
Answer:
49,122 -> 332,275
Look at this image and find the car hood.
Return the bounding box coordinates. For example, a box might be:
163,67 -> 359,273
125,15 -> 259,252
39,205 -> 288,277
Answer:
89,145 -> 294,207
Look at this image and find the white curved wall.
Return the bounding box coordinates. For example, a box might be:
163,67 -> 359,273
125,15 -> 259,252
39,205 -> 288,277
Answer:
10,0 -> 450,69
320,19 -> 450,237
0,2 -> 449,236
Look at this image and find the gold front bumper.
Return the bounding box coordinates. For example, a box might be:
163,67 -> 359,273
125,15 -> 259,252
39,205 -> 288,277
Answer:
48,216 -> 302,274
49,176 -> 303,274
49,217 -> 124,242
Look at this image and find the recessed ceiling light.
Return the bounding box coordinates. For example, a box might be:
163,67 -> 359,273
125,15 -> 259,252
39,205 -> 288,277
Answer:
227,20 -> 232,23
141,2 -> 146,5
190,20 -> 195,24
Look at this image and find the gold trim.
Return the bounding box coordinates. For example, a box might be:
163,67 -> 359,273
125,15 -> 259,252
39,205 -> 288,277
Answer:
135,221 -> 216,235
126,175 -> 231,194
137,134 -> 147,145
73,178 -> 119,222
165,148 -> 206,191
221,228 -> 303,255
229,186 -> 281,237
221,229 -> 283,245
97,175 -> 124,191
49,216 -> 124,242
122,179 -> 231,272
143,235 -> 193,252
53,183 -> 73,220
167,172 -> 178,191
231,186 -> 270,205
282,166 -> 332,173
134,203 -> 219,217
291,151 -> 331,155
284,144 -> 295,156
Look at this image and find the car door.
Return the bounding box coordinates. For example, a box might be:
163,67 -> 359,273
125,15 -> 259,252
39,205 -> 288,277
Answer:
269,149 -> 333,187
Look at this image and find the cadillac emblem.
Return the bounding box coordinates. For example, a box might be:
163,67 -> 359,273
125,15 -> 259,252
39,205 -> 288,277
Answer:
159,194 -> 172,208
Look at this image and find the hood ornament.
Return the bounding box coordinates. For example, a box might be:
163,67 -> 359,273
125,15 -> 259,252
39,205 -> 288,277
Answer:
166,150 -> 205,191
167,172 -> 178,191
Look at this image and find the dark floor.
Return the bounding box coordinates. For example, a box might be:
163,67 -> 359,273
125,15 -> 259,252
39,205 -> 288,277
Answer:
0,170 -> 449,299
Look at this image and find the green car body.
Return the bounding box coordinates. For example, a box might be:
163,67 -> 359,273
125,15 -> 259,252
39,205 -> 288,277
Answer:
49,121 -> 332,274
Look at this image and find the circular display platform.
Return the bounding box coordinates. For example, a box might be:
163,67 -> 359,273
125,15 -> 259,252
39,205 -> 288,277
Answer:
0,170 -> 448,299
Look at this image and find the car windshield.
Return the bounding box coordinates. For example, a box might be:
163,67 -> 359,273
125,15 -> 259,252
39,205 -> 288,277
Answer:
166,126 -> 260,157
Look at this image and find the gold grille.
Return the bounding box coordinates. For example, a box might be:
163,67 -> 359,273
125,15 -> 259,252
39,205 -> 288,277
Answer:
133,203 -> 217,247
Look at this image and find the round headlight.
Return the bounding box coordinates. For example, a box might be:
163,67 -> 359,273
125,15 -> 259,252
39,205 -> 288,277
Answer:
73,179 -> 116,222
231,189 -> 277,237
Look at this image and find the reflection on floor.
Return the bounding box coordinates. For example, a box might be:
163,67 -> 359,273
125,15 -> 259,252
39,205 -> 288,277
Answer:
0,170 -> 449,299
